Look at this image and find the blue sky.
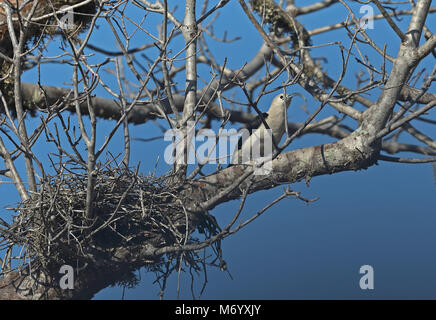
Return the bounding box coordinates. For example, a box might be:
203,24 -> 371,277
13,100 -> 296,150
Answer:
95,1 -> 436,299
1,0 -> 435,299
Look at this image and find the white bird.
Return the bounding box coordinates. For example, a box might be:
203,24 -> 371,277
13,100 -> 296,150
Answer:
230,93 -> 293,168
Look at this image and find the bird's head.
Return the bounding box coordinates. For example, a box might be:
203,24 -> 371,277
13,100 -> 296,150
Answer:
272,93 -> 300,108
270,93 -> 296,113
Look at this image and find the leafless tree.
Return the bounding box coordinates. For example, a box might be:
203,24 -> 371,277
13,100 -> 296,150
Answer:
0,0 -> 434,299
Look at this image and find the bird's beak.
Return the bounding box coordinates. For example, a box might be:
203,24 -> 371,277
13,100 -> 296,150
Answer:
284,93 -> 302,106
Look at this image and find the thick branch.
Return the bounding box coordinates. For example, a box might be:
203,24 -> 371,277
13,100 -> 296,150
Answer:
185,128 -> 379,211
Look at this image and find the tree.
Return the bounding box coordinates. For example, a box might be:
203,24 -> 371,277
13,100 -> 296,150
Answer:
0,0 -> 434,300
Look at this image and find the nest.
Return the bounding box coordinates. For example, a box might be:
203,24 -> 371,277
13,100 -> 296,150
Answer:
249,0 -> 311,46
0,0 -> 97,43
0,0 -> 98,117
1,164 -> 219,287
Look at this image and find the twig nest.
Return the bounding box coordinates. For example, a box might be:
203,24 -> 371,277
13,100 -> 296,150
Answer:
4,165 -> 216,278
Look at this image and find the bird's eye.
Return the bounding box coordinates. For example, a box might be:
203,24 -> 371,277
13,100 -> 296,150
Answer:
280,95 -> 283,99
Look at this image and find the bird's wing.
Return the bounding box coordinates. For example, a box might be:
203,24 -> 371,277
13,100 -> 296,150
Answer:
229,112 -> 269,166
235,112 -> 268,156
246,112 -> 269,131
236,112 -> 269,149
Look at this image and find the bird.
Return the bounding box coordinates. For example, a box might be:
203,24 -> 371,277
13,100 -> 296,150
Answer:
230,93 -> 293,169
